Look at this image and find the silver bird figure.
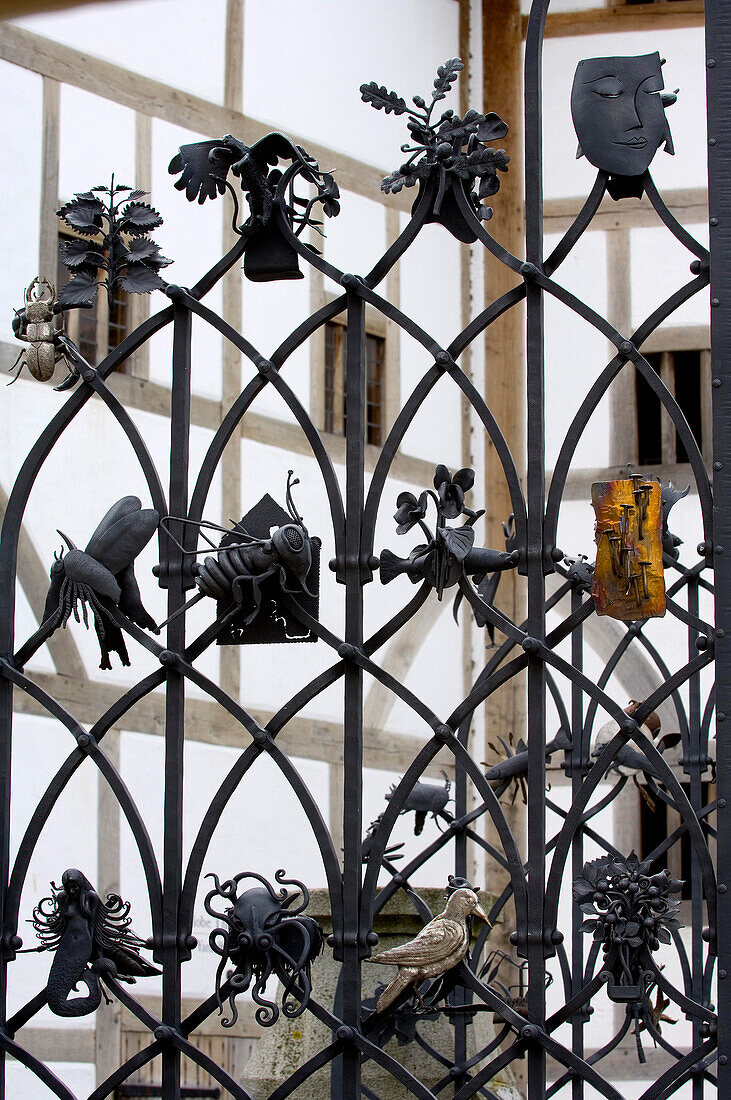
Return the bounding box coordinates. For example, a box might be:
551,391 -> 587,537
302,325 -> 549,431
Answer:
368,887 -> 491,1013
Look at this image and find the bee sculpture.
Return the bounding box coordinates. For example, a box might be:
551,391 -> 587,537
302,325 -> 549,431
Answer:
160,471 -> 320,643
10,277 -> 83,389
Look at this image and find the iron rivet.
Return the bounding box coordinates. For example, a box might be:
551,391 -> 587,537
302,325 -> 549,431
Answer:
702,926 -> 711,942
720,969 -> 728,979
717,629 -> 726,639
718,713 -> 726,722
9,936 -> 22,951
435,350 -> 451,366
715,461 -> 723,471
258,360 -> 275,377
551,929 -> 564,944
392,873 -> 405,886
340,273 -> 358,289
509,931 -> 519,946
696,635 -> 708,651
252,727 -> 268,745
522,636 -> 540,653
721,1056 -> 728,1066
336,1025 -> 355,1042
186,935 -> 197,950
550,547 -> 564,562
711,217 -> 719,227
719,884 -> 727,894
710,138 -> 717,146
621,719 -> 636,735
522,1024 -> 537,1039
338,643 -> 355,660
690,259 -> 702,274
77,733 -> 90,748
368,555 -> 380,571
366,931 -> 379,946
159,650 -> 175,665
435,724 -> 453,742
712,298 -> 720,307
165,284 -> 184,300
80,367 -> 96,383
717,546 -> 724,555
714,378 -> 722,387
720,800 -> 728,809
327,933 -> 337,948
708,58 -> 717,68
449,1066 -> 463,1078
329,558 -> 338,572
154,1026 -> 173,1042
619,340 -> 634,359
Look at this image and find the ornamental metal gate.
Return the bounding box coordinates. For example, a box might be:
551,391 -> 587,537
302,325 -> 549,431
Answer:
0,2 -> 728,1098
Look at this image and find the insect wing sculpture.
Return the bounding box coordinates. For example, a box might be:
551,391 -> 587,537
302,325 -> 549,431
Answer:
31,869 -> 159,1017
571,53 -> 677,199
204,870 -> 323,1028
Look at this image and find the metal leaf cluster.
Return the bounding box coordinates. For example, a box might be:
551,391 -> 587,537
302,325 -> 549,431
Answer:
57,180 -> 171,311
360,58 -> 509,222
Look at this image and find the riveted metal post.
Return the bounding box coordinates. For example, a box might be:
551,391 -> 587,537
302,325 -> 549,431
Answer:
706,6 -> 731,1090
524,4 -> 549,1096
161,298 -> 192,1098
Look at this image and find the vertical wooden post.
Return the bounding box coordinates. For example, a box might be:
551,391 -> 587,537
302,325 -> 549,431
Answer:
607,228 -> 637,465
480,1 -> 527,1088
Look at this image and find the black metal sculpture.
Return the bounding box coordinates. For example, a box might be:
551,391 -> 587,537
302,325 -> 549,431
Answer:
168,133 -> 339,281
31,869 -> 159,1017
9,278 -> 83,387
360,58 -> 509,241
56,180 -> 171,311
17,496 -> 159,670
385,771 -> 452,835
571,53 -> 677,198
204,870 -> 323,1028
379,466 -> 518,622
160,472 -> 320,643
484,727 -> 573,804
573,852 -> 683,1003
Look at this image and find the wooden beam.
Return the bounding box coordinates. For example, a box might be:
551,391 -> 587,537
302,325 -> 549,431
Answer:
0,22 -> 409,212
539,0 -> 704,39
544,187 -> 708,234
13,670 -> 455,777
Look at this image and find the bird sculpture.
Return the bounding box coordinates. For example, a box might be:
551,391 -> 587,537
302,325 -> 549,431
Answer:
368,887 -> 491,1013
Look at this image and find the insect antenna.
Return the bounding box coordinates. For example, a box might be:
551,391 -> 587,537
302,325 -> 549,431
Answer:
285,470 -> 304,525
160,515 -> 260,556
56,529 -> 77,551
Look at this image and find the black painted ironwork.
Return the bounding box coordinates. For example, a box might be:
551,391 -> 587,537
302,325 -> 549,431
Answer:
0,5 -> 724,1097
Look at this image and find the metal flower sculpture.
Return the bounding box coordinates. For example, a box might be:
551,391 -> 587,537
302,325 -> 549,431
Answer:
573,851 -> 683,1003
168,133 -> 339,281
159,471 -> 320,644
31,869 -> 159,1017
22,496 -> 159,671
360,58 -> 509,242
204,869 -> 323,1028
56,179 -> 171,310
379,465 -> 518,621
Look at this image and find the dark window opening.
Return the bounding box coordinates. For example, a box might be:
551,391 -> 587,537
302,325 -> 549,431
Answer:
640,781 -> 711,901
635,350 -> 703,466
324,321 -> 385,446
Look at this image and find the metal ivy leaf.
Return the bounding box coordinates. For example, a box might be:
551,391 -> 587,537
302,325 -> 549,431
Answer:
360,58 -> 509,241
358,81 -> 407,114
439,525 -> 475,562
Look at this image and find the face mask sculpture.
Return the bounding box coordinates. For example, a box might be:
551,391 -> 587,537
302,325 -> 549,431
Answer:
571,53 -> 677,198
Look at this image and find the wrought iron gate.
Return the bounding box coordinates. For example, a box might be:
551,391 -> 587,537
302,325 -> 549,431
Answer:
0,1 -> 727,1096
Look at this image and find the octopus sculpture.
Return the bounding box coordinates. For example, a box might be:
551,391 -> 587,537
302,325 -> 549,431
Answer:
204,869 -> 323,1027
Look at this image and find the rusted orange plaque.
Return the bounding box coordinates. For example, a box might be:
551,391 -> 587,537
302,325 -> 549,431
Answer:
591,475 -> 665,621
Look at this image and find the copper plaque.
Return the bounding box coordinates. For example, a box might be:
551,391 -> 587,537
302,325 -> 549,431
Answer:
591,475 -> 665,621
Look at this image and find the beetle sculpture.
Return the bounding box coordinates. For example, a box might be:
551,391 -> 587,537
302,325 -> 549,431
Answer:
17,496 -> 159,671
159,471 -> 320,644
385,771 -> 453,835
10,277 -> 84,388
31,868 -> 160,1017
204,869 -> 323,1028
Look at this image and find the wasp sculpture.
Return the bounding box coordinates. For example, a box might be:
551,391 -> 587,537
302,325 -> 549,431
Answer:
31,869 -> 159,1017
10,277 -> 84,389
159,471 -> 320,643
15,496 -> 159,671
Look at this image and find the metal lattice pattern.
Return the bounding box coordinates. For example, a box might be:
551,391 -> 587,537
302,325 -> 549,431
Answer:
0,2 -> 724,1097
